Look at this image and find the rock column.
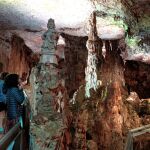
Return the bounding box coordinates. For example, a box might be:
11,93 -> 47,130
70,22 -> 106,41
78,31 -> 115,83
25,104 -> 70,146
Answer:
30,19 -> 67,149
85,12 -> 102,97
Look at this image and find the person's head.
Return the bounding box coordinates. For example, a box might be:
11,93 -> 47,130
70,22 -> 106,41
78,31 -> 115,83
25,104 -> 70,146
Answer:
5,74 -> 20,88
0,72 -> 9,80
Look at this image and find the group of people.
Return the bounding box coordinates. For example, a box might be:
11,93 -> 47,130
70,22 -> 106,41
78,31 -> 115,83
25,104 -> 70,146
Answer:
0,72 -> 26,134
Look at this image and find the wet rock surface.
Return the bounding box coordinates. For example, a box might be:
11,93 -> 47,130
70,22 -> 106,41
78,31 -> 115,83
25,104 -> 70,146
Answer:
125,60 -> 150,99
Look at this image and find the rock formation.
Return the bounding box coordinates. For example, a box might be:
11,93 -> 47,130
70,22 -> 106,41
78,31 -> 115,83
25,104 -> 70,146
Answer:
63,12 -> 149,150
0,30 -> 39,77
60,33 -> 88,98
85,12 -> 102,97
125,60 -> 150,99
0,0 -> 149,149
30,19 -> 68,149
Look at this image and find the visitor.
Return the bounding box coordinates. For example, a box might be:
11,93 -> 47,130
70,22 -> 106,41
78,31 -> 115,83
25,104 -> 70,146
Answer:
0,72 -> 8,134
4,74 -> 25,131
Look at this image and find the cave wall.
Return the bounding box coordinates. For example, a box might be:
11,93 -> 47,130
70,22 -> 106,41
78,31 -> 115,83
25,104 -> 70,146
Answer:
7,34 -> 31,76
0,31 -> 39,79
0,49 -> 9,72
125,60 -> 150,99
0,31 -> 11,72
61,33 -> 88,97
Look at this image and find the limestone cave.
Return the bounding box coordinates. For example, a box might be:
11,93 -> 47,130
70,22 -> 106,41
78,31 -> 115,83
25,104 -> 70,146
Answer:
0,0 -> 149,150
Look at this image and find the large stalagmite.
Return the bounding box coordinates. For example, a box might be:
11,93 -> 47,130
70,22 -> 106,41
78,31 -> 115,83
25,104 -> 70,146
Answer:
30,19 -> 67,150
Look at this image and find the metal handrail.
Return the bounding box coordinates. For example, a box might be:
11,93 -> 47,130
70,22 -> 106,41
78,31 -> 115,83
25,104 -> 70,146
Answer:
0,122 -> 21,150
124,124 -> 150,150
0,101 -> 31,150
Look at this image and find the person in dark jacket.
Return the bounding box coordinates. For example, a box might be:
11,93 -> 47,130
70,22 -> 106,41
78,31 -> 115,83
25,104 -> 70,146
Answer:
0,72 -> 8,133
4,74 -> 25,131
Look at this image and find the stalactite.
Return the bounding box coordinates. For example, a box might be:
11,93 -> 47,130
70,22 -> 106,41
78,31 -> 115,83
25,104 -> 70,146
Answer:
85,12 -> 102,97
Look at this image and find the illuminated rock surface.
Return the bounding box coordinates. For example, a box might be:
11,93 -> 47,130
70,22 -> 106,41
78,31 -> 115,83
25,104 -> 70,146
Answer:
0,0 -> 149,149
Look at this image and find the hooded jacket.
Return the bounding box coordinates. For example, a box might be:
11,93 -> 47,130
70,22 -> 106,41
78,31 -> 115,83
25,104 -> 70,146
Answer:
6,87 -> 25,120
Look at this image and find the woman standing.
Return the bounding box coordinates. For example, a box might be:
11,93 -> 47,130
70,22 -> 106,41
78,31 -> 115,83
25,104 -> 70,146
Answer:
4,74 -> 25,131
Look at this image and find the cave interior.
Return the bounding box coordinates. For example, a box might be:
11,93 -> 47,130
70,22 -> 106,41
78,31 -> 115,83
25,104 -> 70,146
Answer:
0,0 -> 150,150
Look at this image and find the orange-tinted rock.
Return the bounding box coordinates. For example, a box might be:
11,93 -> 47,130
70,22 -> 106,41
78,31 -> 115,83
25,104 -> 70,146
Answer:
67,14 -> 146,150
0,30 -> 40,77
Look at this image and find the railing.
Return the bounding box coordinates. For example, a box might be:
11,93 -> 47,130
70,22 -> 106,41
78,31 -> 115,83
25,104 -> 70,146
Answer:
125,124 -> 150,150
0,104 -> 30,150
0,122 -> 24,150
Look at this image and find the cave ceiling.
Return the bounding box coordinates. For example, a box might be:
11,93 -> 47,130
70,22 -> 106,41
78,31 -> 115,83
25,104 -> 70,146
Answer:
0,0 -> 149,39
